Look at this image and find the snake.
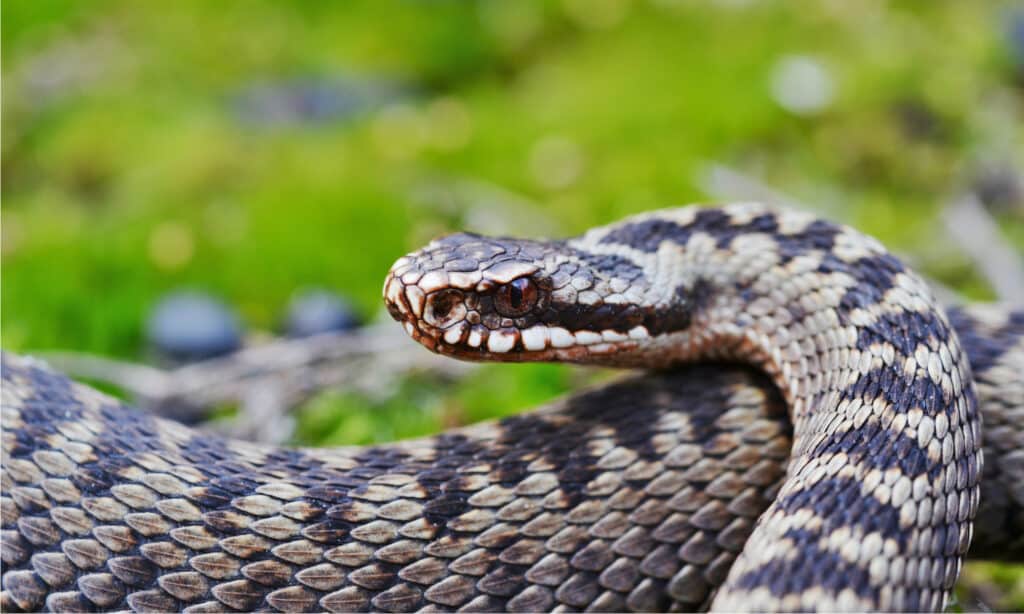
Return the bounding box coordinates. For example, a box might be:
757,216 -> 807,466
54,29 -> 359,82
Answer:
1,203 -> 1021,612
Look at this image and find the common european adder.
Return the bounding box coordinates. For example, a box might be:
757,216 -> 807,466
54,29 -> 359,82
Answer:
3,203 -> 1022,612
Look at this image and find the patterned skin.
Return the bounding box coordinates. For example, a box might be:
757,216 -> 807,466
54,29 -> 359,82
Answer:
946,305 -> 1024,558
386,203 -> 982,611
1,204 -> 1020,612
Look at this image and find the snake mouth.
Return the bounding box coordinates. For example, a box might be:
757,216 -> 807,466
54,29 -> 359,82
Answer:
384,268 -> 647,361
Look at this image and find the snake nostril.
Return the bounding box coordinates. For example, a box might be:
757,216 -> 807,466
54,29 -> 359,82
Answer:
424,289 -> 467,328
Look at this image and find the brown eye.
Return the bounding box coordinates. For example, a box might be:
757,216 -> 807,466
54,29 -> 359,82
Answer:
495,277 -> 538,317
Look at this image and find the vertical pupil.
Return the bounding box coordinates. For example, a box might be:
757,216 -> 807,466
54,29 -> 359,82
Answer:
509,283 -> 523,308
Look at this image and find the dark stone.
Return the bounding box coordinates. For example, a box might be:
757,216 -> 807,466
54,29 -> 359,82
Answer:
284,289 -> 362,337
146,290 -> 242,361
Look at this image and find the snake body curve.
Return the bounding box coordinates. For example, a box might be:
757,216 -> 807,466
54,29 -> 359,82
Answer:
1,203 -> 1022,612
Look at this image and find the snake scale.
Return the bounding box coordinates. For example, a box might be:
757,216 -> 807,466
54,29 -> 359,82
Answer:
2,203 -> 1022,612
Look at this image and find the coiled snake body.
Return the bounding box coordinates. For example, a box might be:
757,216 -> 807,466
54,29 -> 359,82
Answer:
2,204 -> 1022,612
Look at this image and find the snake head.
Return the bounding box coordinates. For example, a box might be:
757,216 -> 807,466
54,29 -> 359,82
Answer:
384,232 -> 665,362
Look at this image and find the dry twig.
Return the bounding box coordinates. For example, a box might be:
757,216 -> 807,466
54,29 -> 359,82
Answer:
42,321 -> 475,443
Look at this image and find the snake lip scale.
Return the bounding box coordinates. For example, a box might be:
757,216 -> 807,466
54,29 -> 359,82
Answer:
3,202 -> 1020,613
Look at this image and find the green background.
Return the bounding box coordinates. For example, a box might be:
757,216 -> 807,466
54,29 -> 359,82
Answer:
3,1 -> 1022,608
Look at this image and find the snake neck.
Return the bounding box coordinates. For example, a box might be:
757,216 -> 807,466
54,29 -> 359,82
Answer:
579,204 -> 982,611
610,207 -> 973,440
387,202 -> 984,611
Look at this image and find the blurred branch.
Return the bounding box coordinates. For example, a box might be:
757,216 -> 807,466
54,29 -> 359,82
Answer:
41,321 -> 475,443
942,194 -> 1024,303
411,174 -> 561,237
700,163 -> 814,212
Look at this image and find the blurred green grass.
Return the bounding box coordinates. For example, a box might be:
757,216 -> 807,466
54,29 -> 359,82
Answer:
2,1 -> 1023,609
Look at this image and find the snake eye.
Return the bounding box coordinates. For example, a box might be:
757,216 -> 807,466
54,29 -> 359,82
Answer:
495,277 -> 538,317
